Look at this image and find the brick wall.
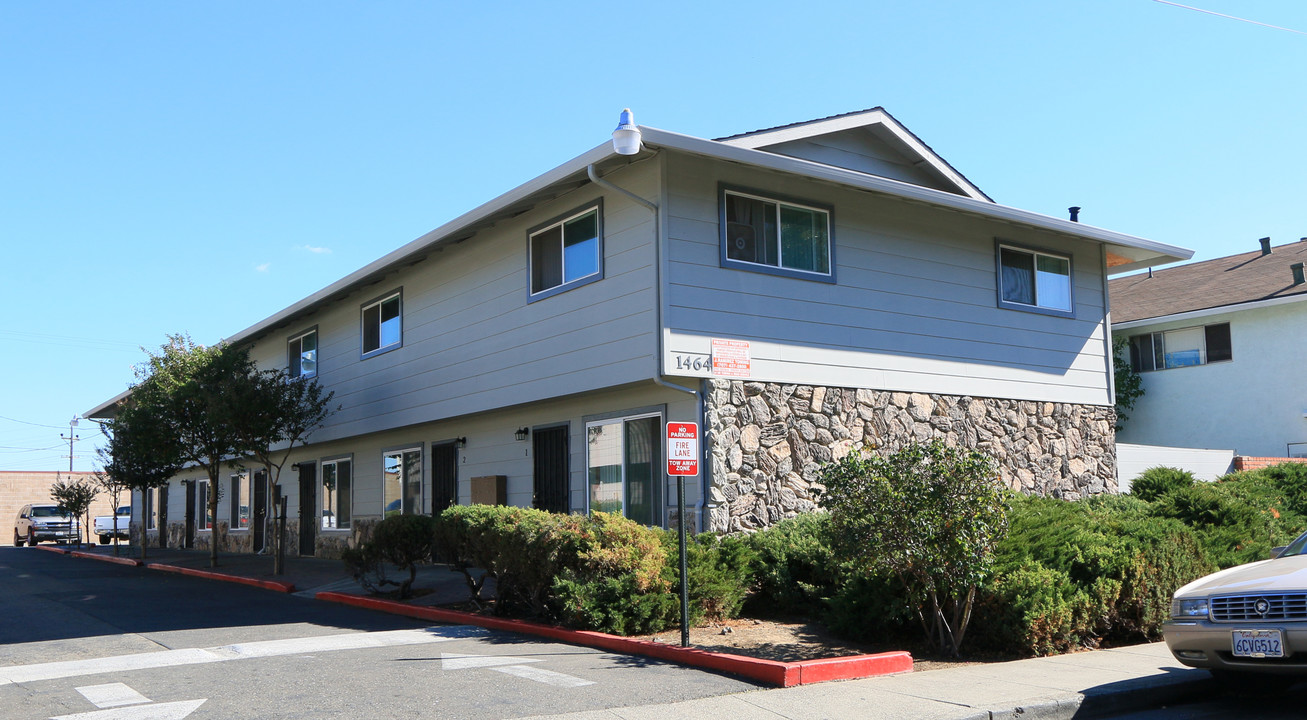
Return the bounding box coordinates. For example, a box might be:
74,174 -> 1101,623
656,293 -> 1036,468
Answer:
1,472 -> 122,544
1232,456 -> 1307,472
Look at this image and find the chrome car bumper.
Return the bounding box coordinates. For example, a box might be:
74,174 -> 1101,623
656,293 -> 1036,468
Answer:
1165,620 -> 1307,674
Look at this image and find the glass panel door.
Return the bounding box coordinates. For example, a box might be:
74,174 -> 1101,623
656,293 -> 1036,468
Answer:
586,414 -> 662,526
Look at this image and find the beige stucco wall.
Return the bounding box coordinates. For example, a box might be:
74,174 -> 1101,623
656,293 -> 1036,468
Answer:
2,471 -> 123,544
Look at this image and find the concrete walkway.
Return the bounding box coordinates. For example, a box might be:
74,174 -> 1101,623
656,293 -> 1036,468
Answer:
58,543 -> 1215,719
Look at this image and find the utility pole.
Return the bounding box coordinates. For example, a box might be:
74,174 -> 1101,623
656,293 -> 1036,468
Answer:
61,417 -> 79,473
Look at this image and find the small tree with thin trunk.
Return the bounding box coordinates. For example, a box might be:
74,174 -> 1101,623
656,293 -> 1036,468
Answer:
49,474 -> 98,549
820,440 -> 1010,657
233,368 -> 335,574
95,390 -> 184,560
139,334 -> 263,568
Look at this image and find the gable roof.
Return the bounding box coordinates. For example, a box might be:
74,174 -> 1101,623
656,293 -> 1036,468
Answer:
1110,240 -> 1307,325
716,107 -> 992,202
88,109 -> 1194,418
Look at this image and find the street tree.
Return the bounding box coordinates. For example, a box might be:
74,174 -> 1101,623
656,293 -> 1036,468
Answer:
49,474 -> 99,549
233,367 -> 335,574
819,440 -> 1010,657
96,387 -> 186,560
140,334 -> 263,569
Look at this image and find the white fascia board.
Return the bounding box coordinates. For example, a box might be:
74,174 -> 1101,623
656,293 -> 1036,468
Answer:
718,109 -> 988,202
86,388 -> 131,419
1112,293 -> 1307,331
643,127 -> 1193,264
218,141 -> 615,349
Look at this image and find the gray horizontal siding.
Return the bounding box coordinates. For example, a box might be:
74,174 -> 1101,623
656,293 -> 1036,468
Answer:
245,162 -> 661,442
663,153 -> 1111,404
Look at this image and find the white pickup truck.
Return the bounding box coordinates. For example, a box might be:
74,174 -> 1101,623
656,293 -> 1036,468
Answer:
94,506 -> 132,544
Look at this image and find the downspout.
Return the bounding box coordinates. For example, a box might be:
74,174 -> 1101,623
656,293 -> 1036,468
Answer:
586,162 -> 708,532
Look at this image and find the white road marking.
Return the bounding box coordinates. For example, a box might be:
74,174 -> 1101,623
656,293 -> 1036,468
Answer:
75,683 -> 151,708
50,699 -> 205,720
440,652 -> 594,687
491,665 -> 595,687
440,653 -> 542,670
1,627 -> 485,686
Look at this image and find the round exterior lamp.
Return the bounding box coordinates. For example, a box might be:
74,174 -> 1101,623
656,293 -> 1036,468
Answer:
612,108 -> 641,155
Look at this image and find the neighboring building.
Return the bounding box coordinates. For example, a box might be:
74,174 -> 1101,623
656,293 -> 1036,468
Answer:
87,108 -> 1189,557
2,471 -> 120,544
1112,238 -> 1307,458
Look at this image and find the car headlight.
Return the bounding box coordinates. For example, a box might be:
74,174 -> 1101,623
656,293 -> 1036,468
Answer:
1171,597 -> 1209,619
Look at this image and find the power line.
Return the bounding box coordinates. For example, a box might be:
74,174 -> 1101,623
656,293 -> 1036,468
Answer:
1152,0 -> 1307,35
0,414 -> 70,430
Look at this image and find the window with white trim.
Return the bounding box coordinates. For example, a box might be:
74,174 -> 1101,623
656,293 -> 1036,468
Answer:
383,448 -> 422,517
997,245 -> 1073,315
289,328 -> 317,378
322,458 -> 352,530
362,291 -> 401,356
1128,323 -> 1232,372
586,412 -> 662,527
529,203 -> 602,298
721,187 -> 832,278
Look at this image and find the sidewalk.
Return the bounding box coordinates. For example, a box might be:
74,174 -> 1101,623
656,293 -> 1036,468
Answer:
48,543 -> 1215,719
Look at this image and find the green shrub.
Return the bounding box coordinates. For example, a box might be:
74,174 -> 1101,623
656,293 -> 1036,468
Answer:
820,440 -> 1009,656
342,514 -> 436,599
823,571 -> 912,644
660,531 -> 756,625
976,494 -> 1214,654
1148,479 -> 1301,568
742,512 -> 842,617
1129,466 -> 1195,502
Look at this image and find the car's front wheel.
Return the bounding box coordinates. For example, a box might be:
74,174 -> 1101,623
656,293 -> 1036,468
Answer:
26,530 -> 36,546
12,529 -> 21,547
98,535 -> 109,545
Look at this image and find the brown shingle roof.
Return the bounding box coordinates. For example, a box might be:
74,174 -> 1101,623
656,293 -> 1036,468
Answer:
1110,240 -> 1307,323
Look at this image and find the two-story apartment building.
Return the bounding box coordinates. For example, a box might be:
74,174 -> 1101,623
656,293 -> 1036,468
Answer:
88,108 -> 1190,557
1112,238 -> 1307,459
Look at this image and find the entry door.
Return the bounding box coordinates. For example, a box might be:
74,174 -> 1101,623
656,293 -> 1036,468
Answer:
158,485 -> 169,549
297,463 -> 317,556
533,425 -> 570,514
431,443 -> 458,514
252,471 -> 267,553
184,481 -> 196,549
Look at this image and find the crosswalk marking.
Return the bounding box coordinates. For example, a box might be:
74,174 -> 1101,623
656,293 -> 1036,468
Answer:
491,664 -> 596,687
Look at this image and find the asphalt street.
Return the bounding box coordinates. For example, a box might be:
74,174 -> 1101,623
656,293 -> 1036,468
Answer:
0,547 -> 757,719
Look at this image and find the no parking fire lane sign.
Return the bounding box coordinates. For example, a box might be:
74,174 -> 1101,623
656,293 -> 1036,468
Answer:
666,422 -> 699,476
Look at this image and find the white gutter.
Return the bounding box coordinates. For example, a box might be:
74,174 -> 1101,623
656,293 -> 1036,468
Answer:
1112,292 -> 1307,331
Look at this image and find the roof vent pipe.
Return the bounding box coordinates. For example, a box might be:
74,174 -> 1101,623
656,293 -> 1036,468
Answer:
1260,237 -> 1273,255
1293,263 -> 1305,286
1068,206 -> 1080,222
612,108 -> 642,156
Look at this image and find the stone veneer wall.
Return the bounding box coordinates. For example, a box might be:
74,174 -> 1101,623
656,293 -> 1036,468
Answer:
155,517 -> 378,560
705,380 -> 1117,534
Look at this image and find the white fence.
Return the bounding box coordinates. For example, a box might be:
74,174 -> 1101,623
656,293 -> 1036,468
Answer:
1116,443 -> 1236,492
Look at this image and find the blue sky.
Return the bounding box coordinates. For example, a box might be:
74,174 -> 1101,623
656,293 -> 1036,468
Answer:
3,1 -> 1305,471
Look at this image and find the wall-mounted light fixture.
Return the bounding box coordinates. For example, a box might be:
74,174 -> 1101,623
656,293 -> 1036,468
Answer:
454,437 -> 467,449
612,108 -> 641,155
515,427 -> 530,442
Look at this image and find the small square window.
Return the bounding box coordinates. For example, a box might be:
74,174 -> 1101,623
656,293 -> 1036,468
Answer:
529,204 -> 603,299
721,187 -> 833,279
289,328 -> 317,378
997,245 -> 1073,315
362,292 -> 401,356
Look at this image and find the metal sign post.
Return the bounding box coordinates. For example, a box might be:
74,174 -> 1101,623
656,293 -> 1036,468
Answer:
667,422 -> 699,648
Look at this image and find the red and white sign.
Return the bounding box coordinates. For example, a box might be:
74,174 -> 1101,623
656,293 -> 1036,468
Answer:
666,422 -> 699,476
711,339 -> 751,377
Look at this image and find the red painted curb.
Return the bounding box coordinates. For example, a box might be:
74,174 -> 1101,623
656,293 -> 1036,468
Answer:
145,563 -> 296,593
31,544 -> 70,555
315,591 -> 912,687
69,550 -> 143,567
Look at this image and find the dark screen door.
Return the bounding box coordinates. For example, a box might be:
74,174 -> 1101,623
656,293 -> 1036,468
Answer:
298,463 -> 316,556
432,443 -> 458,513
253,471 -> 267,553
533,425 -> 569,514
184,481 -> 196,549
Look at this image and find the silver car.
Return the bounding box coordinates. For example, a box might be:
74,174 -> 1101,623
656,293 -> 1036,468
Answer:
12,504 -> 80,546
1165,530 -> 1307,682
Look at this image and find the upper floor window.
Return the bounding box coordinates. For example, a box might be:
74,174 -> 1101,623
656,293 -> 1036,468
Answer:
721,187 -> 833,280
997,244 -> 1073,316
362,291 -> 401,357
529,203 -> 603,300
289,328 -> 317,378
1129,322 -> 1231,372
